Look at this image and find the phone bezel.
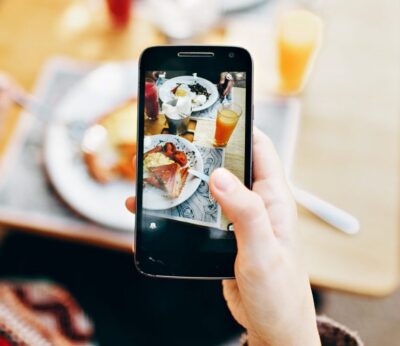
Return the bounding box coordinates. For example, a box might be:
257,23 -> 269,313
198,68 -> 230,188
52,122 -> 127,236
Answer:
134,46 -> 253,279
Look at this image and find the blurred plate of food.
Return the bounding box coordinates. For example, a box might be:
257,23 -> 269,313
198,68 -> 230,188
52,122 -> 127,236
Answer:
158,75 -> 219,112
44,62 -> 137,232
143,134 -> 203,210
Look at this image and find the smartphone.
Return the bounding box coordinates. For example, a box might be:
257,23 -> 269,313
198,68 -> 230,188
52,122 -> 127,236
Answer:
135,46 -> 253,279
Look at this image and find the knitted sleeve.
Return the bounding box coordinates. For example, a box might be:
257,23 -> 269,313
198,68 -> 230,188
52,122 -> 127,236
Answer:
316,315 -> 363,346
239,315 -> 363,346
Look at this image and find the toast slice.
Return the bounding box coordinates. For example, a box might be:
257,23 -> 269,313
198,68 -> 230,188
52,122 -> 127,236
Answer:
149,163 -> 189,198
84,100 -> 137,183
144,175 -> 163,189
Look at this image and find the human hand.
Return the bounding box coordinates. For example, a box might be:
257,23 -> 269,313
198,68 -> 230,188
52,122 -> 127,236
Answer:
218,74 -> 234,99
222,81 -> 233,98
124,129 -> 320,346
208,128 -> 320,346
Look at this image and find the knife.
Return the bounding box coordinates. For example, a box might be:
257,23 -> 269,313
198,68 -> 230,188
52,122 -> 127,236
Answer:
189,169 -> 210,183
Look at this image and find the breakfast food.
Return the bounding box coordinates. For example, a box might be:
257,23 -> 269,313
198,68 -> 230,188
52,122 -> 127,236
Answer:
83,100 -> 137,183
187,82 -> 211,99
144,142 -> 188,198
171,82 -> 210,107
148,163 -> 189,198
172,84 -> 190,97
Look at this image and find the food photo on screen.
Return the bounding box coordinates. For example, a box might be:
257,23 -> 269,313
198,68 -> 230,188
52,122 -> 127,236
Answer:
142,70 -> 247,231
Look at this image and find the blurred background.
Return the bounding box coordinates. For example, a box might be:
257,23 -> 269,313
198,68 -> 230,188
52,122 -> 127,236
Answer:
0,0 -> 399,345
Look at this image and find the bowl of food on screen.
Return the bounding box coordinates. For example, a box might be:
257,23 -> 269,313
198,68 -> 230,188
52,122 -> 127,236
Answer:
82,100 -> 137,184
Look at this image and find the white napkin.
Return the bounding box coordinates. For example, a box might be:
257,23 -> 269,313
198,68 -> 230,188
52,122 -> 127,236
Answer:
162,96 -> 191,119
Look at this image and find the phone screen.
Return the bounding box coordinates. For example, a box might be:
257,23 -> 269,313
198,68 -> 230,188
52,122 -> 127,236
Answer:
142,70 -> 246,232
135,46 -> 252,278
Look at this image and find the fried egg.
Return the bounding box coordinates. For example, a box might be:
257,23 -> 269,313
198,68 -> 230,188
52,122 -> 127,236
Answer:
174,84 -> 191,97
144,152 -> 174,171
192,94 -> 207,106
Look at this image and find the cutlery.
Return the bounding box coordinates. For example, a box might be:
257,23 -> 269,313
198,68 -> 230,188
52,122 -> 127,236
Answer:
189,169 -> 210,183
10,90 -> 88,128
291,185 -> 360,235
6,88 -> 105,153
10,92 -> 52,122
188,168 -> 360,235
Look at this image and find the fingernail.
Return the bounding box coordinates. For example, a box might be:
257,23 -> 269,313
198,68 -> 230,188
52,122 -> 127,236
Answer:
212,168 -> 236,192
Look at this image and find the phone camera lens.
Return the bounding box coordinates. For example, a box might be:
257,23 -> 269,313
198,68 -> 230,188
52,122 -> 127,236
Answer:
228,52 -> 235,58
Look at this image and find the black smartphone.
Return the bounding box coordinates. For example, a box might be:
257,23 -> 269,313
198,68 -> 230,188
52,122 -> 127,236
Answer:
134,46 -> 253,279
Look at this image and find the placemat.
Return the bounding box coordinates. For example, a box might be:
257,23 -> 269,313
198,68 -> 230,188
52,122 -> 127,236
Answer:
0,58 -> 112,232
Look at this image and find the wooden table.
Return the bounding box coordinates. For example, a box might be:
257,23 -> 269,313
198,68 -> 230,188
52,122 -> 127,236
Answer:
221,0 -> 400,297
193,87 -> 246,184
296,0 -> 399,296
0,0 -> 399,296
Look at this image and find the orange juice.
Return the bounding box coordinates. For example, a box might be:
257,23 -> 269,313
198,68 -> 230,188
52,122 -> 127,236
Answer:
214,103 -> 242,147
277,9 -> 323,94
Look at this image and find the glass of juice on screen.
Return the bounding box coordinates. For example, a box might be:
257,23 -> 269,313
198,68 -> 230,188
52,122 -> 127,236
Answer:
214,103 -> 242,147
144,79 -> 159,120
277,9 -> 323,94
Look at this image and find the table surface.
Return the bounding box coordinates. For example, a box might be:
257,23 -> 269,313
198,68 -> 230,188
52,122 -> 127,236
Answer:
192,87 -> 246,229
0,0 -> 399,296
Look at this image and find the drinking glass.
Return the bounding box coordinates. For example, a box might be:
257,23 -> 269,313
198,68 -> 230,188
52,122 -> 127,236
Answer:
106,0 -> 132,28
165,115 -> 190,135
277,9 -> 323,94
144,78 -> 159,120
214,103 -> 242,147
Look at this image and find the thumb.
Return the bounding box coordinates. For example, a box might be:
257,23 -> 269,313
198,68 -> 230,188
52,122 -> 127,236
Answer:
210,168 -> 274,256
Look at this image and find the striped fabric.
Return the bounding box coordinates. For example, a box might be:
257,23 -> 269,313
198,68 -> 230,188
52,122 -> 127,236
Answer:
0,282 -> 93,346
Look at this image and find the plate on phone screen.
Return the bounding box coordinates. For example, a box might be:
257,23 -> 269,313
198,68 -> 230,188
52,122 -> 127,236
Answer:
158,76 -> 219,112
143,134 -> 203,210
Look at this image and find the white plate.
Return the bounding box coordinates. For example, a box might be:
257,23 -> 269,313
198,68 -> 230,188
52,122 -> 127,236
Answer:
143,134 -> 203,210
158,76 -> 219,112
44,61 -> 137,232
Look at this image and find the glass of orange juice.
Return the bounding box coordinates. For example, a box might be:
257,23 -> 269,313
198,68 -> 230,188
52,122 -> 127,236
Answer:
214,103 -> 242,147
277,9 -> 323,94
